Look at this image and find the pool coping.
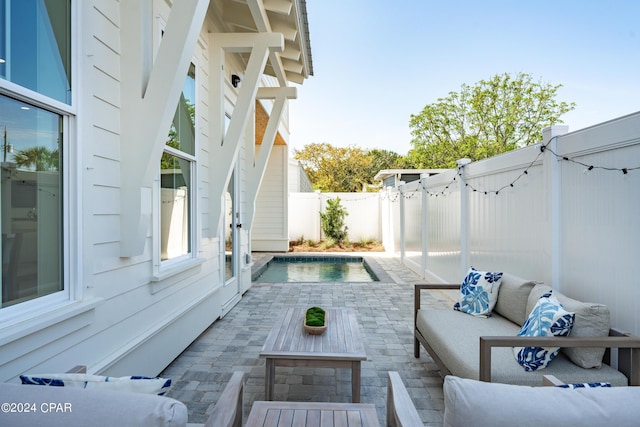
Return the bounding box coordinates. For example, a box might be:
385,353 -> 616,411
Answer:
250,253 -> 395,283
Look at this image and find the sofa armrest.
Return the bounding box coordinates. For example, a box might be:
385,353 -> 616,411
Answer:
414,284 -> 460,359
386,371 -> 422,427
414,283 -> 460,314
203,371 -> 244,427
479,333 -> 640,385
542,374 -> 565,386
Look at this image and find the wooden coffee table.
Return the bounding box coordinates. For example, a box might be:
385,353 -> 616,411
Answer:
246,401 -> 380,427
260,307 -> 367,402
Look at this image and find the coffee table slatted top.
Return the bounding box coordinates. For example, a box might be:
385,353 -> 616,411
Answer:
246,401 -> 380,427
260,307 -> 367,361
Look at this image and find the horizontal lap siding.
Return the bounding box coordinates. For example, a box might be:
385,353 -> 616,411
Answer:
254,146 -> 286,238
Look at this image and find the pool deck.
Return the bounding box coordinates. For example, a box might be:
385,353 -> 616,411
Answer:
161,252 -> 456,426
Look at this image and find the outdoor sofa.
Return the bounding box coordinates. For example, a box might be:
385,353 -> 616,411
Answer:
0,367 -> 244,427
414,272 -> 640,386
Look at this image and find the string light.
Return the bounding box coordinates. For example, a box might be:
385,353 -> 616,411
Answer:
384,137 -> 640,201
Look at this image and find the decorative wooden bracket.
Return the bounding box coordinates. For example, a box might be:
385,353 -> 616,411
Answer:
206,32 -> 285,238
119,0 -> 208,257
245,86 -> 297,230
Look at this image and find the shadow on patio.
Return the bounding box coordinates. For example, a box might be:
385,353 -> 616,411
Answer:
161,254 -> 454,426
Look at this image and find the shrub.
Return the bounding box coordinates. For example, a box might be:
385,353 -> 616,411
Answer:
320,197 -> 348,244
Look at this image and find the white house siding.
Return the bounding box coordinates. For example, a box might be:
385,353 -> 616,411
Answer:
252,145 -> 289,251
288,159 -> 313,193
0,0 -> 307,382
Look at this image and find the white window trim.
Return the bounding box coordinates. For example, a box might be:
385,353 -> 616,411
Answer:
152,58 -> 200,281
0,0 -> 85,328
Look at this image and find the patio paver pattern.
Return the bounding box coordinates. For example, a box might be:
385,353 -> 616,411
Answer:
162,254 -> 454,426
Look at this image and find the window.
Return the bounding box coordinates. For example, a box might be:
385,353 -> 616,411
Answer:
0,0 -> 72,104
0,0 -> 70,309
160,63 -> 196,262
1,94 -> 63,307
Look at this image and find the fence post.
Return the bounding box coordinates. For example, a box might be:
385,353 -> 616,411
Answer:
399,182 -> 406,261
420,173 -> 429,277
315,190 -> 322,241
543,125 -> 569,292
382,186 -> 393,253
457,158 -> 472,276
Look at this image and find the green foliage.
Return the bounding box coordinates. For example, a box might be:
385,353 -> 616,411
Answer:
408,72 -> 576,168
305,306 -> 325,326
294,143 -> 406,192
320,197 -> 348,243
13,146 -> 59,171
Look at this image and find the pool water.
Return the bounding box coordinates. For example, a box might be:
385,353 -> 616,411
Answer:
253,257 -> 378,282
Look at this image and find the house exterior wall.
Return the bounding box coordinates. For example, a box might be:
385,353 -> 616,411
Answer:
288,159 -> 313,193
252,145 -> 289,251
0,0 -> 303,382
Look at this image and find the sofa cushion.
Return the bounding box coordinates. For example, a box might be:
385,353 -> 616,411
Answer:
0,382 -> 188,427
493,274 -> 538,326
20,373 -> 172,396
527,284 -> 610,368
453,267 -> 503,317
443,375 -> 640,427
514,291 -> 575,371
416,308 -> 628,386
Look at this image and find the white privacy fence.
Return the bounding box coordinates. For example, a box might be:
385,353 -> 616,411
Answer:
287,114 -> 640,334
289,192 -> 382,243
382,114 -> 640,335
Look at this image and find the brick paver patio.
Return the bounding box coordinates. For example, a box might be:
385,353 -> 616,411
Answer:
162,254 -> 455,426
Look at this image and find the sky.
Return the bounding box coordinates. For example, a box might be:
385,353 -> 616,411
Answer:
288,1 -> 640,156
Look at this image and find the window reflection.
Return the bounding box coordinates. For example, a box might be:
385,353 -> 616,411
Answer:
0,0 -> 72,104
1,94 -> 62,307
225,177 -> 233,280
160,64 -> 195,261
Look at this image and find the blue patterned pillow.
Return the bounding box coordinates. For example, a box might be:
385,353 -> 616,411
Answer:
514,291 -> 575,371
453,267 -> 503,317
556,382 -> 611,389
20,374 -> 172,396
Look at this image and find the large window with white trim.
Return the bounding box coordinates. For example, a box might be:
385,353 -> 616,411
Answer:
0,0 -> 72,104
0,0 -> 69,309
160,63 -> 196,262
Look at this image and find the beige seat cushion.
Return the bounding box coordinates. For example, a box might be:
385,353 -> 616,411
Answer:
444,375 -> 640,427
0,383 -> 188,427
416,308 -> 627,386
493,273 -> 538,326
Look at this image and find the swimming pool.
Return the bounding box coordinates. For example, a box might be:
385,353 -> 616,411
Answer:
253,256 -> 379,283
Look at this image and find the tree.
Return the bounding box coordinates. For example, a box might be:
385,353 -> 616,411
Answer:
320,197 -> 348,244
407,72 -> 576,168
294,143 -> 408,192
294,143 -> 373,192
13,146 -> 59,171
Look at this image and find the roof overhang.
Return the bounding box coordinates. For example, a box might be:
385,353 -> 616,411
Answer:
213,0 -> 313,85
374,169 -> 450,182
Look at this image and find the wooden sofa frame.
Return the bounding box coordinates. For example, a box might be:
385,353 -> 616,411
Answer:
414,283 -> 640,386
387,371 -> 422,427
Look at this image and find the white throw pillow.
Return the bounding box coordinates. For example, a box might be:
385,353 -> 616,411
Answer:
453,267 -> 503,317
513,291 -> 575,371
20,373 -> 172,396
